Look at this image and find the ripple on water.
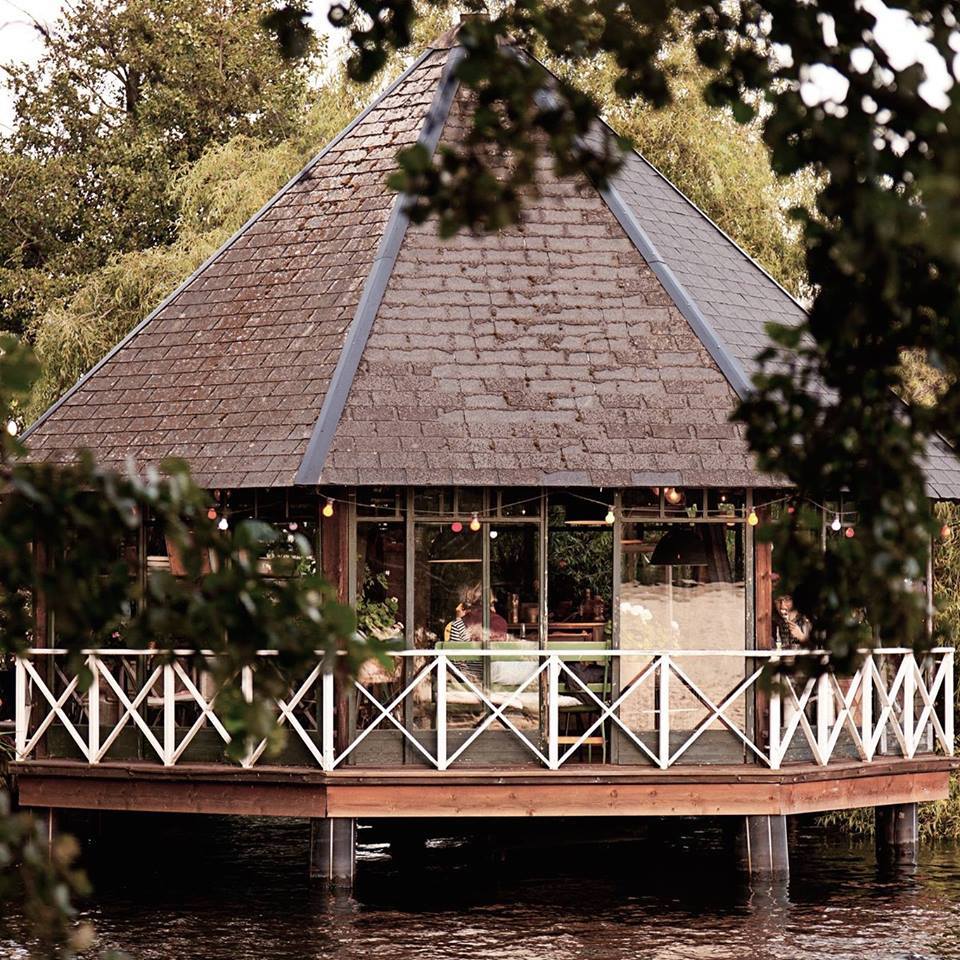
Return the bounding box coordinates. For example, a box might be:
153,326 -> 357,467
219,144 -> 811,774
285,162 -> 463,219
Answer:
1,817 -> 959,959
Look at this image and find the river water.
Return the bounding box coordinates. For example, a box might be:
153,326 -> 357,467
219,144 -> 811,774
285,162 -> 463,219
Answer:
2,814 -> 960,959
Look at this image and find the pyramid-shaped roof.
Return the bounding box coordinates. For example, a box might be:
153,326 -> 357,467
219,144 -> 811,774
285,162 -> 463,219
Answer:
24,33 -> 960,497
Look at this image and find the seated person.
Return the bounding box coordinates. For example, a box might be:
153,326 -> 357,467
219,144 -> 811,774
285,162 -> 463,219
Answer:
774,593 -> 811,645
447,583 -> 509,643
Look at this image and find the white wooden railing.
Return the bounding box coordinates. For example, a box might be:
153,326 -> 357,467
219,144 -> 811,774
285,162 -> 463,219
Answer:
13,647 -> 954,772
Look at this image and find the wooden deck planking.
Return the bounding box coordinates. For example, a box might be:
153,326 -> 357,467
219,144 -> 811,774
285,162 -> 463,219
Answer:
10,758 -> 955,818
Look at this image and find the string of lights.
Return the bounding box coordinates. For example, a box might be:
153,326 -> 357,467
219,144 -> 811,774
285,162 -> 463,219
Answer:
204,486 -> 874,536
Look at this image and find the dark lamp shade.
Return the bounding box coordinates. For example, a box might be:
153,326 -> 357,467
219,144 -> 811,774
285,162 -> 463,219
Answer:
649,526 -> 709,566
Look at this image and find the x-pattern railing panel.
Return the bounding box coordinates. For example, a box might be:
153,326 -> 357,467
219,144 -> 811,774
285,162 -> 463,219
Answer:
15,647 -> 954,772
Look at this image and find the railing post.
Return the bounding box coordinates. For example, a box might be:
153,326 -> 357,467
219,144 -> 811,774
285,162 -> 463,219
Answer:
240,664 -> 255,768
322,669 -> 335,770
548,654 -> 559,770
163,663 -> 175,766
436,653 -> 447,771
903,653 -> 916,757
658,654 -> 670,769
768,659 -> 781,770
15,656 -> 26,761
861,655 -> 874,761
87,654 -> 100,764
816,670 -> 831,763
945,649 -> 955,756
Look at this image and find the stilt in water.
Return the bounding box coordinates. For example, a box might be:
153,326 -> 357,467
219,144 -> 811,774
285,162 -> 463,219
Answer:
44,807 -> 56,861
735,814 -> 790,878
875,803 -> 918,870
309,817 -> 356,891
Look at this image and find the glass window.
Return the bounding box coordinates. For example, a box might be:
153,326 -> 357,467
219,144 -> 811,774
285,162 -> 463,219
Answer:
663,486 -> 704,518
706,489 -> 746,520
357,487 -> 402,519
498,488 -> 540,518
490,524 -> 540,640
413,523 -> 483,648
618,521 -> 746,745
547,491 -> 613,643
414,487 -> 454,515
356,522 -> 405,643
622,487 -> 661,517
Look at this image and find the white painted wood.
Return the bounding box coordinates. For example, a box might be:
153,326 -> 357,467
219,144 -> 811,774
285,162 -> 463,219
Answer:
21,659 -> 90,760
94,662 -> 164,761
14,657 -> 26,761
436,653 -> 447,770
658,654 -> 670,770
946,649 -> 955,755
548,655 -> 560,770
768,672 -> 782,770
861,655 -> 874,760
13,646 -> 953,774
87,654 -> 100,764
816,672 -> 831,759
322,670 -> 335,770
163,664 -> 176,766
902,654 -> 916,758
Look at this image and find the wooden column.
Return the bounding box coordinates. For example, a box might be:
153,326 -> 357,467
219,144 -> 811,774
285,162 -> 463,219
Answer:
736,814 -> 789,878
321,493 -> 351,754
876,802 -> 918,867
309,817 -> 356,889
753,519 -> 773,753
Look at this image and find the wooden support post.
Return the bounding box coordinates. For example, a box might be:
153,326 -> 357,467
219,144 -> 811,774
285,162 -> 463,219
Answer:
736,814 -> 790,878
309,817 -> 356,890
43,807 -> 56,861
875,802 -> 918,868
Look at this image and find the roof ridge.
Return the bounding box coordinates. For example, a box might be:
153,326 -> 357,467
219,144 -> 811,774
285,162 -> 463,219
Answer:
23,46 -> 439,442
597,180 -> 753,399
294,45 -> 466,485
617,137 -> 812,317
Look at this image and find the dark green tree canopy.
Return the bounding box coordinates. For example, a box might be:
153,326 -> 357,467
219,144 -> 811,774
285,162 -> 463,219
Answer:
0,0 -> 317,337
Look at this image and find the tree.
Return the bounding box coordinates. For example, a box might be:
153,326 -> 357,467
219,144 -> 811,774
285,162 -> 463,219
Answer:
0,0 -> 317,338
264,0 -> 960,666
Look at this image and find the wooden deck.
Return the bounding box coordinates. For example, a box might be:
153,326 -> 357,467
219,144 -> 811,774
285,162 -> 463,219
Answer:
10,757 -> 955,819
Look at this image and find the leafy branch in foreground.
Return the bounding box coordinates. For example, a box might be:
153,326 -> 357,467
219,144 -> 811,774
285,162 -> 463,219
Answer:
265,0 -> 960,665
0,336 -> 388,955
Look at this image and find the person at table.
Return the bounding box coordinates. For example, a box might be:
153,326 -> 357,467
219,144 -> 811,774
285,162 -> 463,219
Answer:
448,583 -> 509,642
774,593 -> 811,645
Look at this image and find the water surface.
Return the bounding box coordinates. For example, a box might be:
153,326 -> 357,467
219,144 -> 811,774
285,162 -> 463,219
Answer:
2,814 -> 959,959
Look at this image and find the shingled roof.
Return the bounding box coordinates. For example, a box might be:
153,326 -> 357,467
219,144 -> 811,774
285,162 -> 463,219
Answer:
24,32 -> 960,497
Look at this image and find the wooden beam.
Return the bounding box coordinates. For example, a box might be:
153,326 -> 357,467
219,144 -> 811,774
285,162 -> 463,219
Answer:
12,758 -> 952,819
18,775 -> 327,818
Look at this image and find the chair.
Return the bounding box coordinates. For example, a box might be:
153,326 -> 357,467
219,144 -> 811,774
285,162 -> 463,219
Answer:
546,639 -> 611,762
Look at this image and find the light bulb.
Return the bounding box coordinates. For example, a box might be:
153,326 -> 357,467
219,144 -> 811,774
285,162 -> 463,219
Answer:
451,521 -> 463,533
469,513 -> 481,532
217,517 -> 229,531
665,487 -> 682,505
322,498 -> 334,518
831,514 -> 842,532
605,506 -> 615,524
5,419 -> 18,436
844,526 -> 855,538
489,529 -> 498,539
207,507 -> 217,521
747,509 -> 759,527
941,523 -> 953,542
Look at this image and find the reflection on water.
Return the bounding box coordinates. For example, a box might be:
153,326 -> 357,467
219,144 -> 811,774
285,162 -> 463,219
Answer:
2,814 -> 960,959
